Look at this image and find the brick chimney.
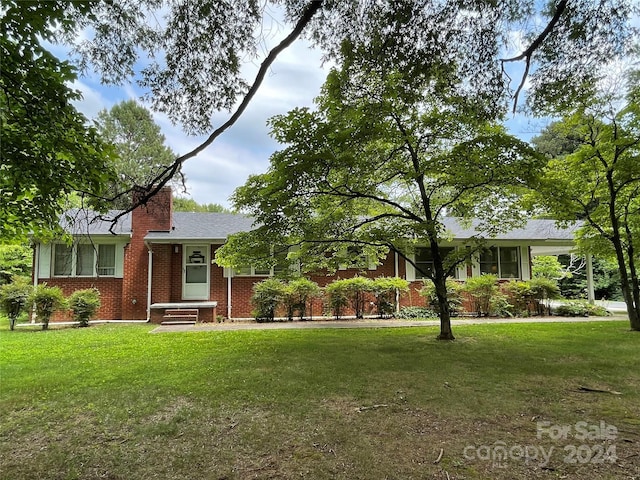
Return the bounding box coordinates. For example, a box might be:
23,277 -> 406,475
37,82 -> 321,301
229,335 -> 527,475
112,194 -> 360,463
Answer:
122,186 -> 173,319
131,185 -> 173,233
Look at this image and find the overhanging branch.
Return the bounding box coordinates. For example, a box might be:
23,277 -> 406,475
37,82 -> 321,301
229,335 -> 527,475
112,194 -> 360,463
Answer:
104,0 -> 324,232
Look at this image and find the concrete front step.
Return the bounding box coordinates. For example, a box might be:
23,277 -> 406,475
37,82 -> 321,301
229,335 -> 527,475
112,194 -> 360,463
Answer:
160,320 -> 197,325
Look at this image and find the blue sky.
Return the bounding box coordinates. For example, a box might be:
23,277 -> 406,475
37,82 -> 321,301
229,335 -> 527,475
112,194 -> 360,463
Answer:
58,34 -> 547,209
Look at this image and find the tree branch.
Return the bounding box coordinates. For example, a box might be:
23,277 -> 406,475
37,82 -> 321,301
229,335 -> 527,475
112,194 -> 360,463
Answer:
104,0 -> 324,231
501,0 -> 568,112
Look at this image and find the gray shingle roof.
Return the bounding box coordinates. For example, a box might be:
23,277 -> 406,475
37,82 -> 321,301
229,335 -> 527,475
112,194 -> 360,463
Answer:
441,218 -> 578,242
144,212 -> 255,242
59,209 -> 132,236
58,209 -> 577,243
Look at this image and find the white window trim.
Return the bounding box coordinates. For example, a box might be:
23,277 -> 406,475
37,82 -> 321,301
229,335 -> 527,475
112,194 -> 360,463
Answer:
478,246 -> 521,279
51,242 -> 119,278
406,246 -> 459,281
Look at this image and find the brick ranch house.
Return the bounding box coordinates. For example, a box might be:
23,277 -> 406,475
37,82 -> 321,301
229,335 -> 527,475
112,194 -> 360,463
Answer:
33,187 -> 587,323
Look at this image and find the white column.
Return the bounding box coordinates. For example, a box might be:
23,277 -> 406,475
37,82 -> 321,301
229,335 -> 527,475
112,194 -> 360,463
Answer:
586,254 -> 595,303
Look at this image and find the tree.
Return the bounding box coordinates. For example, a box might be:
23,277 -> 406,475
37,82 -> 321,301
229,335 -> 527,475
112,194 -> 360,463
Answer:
94,100 -> 181,209
0,244 -> 32,284
4,1 -> 636,234
216,52 -> 543,340
1,1 -> 116,241
529,75 -> 640,330
173,197 -> 232,213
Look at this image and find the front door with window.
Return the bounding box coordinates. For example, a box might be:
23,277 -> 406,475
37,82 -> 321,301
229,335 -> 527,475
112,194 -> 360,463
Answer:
183,245 -> 210,300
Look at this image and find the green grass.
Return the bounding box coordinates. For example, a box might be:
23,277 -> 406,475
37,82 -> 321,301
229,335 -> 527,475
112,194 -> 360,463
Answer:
1,319 -> 639,479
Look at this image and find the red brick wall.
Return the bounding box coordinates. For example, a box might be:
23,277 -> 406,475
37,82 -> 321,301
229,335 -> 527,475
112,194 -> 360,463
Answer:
38,277 -> 123,321
122,186 -> 174,320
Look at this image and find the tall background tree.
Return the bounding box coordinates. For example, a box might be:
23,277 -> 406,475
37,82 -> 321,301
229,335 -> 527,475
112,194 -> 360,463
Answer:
529,71 -> 640,330
94,100 -> 182,209
216,50 -> 542,340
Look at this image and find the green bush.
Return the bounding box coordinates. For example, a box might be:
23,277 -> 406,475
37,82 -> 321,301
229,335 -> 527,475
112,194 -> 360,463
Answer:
463,275 -> 500,317
0,277 -> 33,330
324,280 -> 350,319
371,277 -> 409,318
324,277 -> 374,319
529,277 -> 561,315
501,280 -> 533,316
281,278 -> 321,321
420,279 -> 464,316
554,300 -> 610,317
396,306 -> 436,319
251,278 -> 287,322
30,284 -> 65,330
68,288 -> 101,327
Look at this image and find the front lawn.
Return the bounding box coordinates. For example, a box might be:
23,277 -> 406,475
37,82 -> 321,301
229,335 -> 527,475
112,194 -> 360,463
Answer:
0,319 -> 638,479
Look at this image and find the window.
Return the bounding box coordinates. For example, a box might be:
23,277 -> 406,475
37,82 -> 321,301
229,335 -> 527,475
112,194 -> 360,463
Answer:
414,247 -> 456,279
54,244 -> 72,276
233,245 -> 299,277
97,245 -> 116,276
52,243 -> 117,277
233,266 -> 271,277
479,246 -> 519,278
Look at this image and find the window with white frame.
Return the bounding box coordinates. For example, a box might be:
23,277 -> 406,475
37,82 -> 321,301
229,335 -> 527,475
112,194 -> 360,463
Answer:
52,243 -> 117,277
233,245 -> 299,277
479,246 -> 519,278
414,247 -> 456,279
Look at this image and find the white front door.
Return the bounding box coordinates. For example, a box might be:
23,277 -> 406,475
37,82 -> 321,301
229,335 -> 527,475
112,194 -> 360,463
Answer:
182,245 -> 210,300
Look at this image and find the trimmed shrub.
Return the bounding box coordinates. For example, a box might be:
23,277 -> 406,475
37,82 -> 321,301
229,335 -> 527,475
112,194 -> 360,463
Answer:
420,279 -> 464,316
463,275 -> 499,317
396,306 -> 436,319
371,277 -> 409,318
281,278 -> 321,321
554,300 -> 610,317
324,277 -> 374,319
324,280 -> 350,319
30,284 -> 65,330
501,280 -> 534,316
0,277 -> 32,330
251,278 -> 287,322
68,288 -> 101,327
529,277 -> 561,316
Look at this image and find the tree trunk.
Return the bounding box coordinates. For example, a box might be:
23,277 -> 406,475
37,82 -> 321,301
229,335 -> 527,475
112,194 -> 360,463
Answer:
611,233 -> 640,330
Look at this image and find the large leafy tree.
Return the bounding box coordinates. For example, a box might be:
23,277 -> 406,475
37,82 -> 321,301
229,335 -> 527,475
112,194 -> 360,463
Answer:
2,1 -> 637,231
0,1 -> 116,241
216,51 -> 542,340
94,100 -> 181,209
64,1 -> 639,216
529,74 -> 640,330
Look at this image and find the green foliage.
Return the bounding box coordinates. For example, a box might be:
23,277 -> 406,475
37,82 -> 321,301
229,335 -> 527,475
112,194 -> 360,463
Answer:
554,301 -> 610,317
0,277 -> 32,330
501,280 -> 533,316
173,197 -> 231,213
281,278 -> 321,321
250,278 -> 287,323
528,277 -> 561,315
396,306 -> 437,319
323,277 -> 376,319
528,78 -> 640,329
30,284 -> 65,330
371,277 -> 409,318
67,288 -> 101,327
0,244 -> 32,284
532,255 -> 567,281
420,280 -> 464,317
94,100 -> 179,209
1,1 -> 116,241
463,275 -> 500,317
